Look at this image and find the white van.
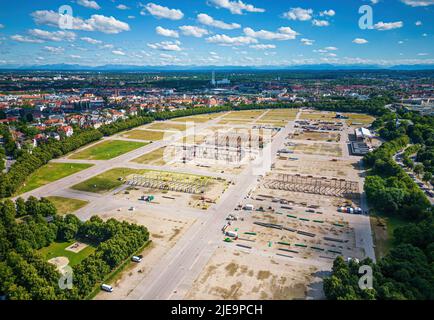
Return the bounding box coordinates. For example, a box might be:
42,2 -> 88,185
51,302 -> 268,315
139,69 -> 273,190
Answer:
132,256 -> 142,263
101,284 -> 113,292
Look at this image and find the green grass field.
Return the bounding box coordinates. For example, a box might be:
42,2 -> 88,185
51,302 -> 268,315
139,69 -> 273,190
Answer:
71,168 -> 144,193
17,163 -> 94,194
300,112 -> 338,121
71,167 -> 213,194
122,129 -> 173,141
371,214 -> 408,259
46,196 -> 89,215
132,147 -> 173,165
69,140 -> 148,160
223,110 -> 265,119
147,122 -> 186,132
343,113 -> 376,126
39,241 -> 96,267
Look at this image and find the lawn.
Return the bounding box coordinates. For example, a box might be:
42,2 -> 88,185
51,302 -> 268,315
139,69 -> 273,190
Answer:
71,168 -> 144,193
69,140 -> 148,160
370,214 -> 408,259
39,241 -> 96,267
223,110 -> 265,119
17,163 -> 94,194
300,112 -> 338,122
171,114 -> 221,123
147,122 -> 187,132
343,113 -> 376,126
122,129 -> 173,141
132,147 -> 175,165
71,167 -> 213,194
288,142 -> 342,156
46,196 -> 89,215
260,109 -> 299,121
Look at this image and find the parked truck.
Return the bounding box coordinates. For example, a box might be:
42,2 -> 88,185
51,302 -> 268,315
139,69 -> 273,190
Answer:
244,204 -> 254,211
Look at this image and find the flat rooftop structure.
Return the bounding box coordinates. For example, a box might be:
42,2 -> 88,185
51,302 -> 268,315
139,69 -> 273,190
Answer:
354,127 -> 372,140
350,141 -> 370,155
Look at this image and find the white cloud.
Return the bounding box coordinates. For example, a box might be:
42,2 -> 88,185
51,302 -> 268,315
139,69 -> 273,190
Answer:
417,52 -> 429,56
116,4 -> 129,10
209,0 -> 265,15
44,46 -> 65,54
31,10 -> 130,34
86,15 -> 130,34
415,20 -> 422,26
112,50 -> 126,55
81,36 -> 102,44
353,38 -> 368,44
142,3 -> 184,20
197,13 -> 240,30
320,9 -> 335,17
0,24 -> 4,29
156,26 -> 179,38
206,34 -> 257,46
29,29 -> 76,42
179,26 -> 209,38
312,19 -> 330,27
370,0 -> 380,4
70,54 -> 82,59
77,0 -> 101,10
147,40 -> 183,51
373,21 -> 403,30
10,35 -> 44,43
401,0 -> 434,7
249,44 -> 276,50
283,8 -> 313,21
324,46 -> 338,51
243,27 -> 298,40
301,38 -> 315,45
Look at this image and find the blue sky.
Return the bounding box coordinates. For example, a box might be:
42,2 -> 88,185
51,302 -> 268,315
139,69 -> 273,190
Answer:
0,0 -> 433,66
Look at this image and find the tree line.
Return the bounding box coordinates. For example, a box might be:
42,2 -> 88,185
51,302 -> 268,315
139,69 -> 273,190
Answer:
324,108 -> 434,300
0,197 -> 149,300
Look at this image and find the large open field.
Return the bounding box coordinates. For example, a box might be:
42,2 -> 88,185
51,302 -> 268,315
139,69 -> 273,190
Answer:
17,162 -> 94,194
171,113 -> 224,123
292,131 -> 340,142
343,113 -> 376,126
186,246 -> 316,300
300,111 -> 338,122
147,122 -> 187,132
288,142 -> 343,157
71,168 -> 142,193
70,140 -> 148,160
121,129 -> 173,141
132,147 -> 174,165
260,109 -> 298,122
222,110 -> 266,120
46,196 -> 89,215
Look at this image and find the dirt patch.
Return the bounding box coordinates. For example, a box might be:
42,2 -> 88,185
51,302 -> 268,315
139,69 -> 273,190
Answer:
65,241 -> 88,253
48,256 -> 70,273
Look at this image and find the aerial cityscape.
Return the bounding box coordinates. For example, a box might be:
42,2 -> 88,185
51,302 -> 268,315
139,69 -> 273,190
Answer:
0,0 -> 433,306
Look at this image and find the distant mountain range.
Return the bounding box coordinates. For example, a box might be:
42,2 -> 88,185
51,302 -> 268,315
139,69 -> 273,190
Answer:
1,63 -> 434,71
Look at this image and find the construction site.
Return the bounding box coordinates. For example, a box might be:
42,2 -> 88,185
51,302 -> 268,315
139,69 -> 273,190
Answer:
27,108 -> 374,300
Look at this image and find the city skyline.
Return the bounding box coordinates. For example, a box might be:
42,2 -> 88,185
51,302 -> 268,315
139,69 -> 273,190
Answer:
0,0 -> 433,67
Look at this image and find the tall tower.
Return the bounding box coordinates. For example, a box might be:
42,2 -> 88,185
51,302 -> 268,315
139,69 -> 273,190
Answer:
211,71 -> 216,86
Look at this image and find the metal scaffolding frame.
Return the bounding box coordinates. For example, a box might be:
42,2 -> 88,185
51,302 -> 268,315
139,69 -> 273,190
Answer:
264,174 -> 359,198
128,174 -> 208,194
